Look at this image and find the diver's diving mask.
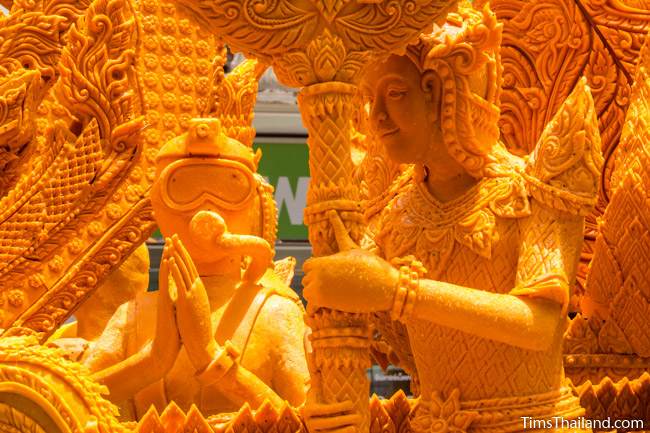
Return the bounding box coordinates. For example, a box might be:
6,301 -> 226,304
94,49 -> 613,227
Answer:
159,158 -> 257,212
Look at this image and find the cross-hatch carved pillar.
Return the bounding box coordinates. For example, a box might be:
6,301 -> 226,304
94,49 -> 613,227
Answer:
275,34 -> 372,431
299,83 -> 370,430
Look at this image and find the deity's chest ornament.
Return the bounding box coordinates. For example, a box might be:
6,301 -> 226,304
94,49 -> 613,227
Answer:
375,167 -> 531,278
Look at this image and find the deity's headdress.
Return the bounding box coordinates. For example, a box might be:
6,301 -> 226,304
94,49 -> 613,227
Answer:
406,3 -> 503,178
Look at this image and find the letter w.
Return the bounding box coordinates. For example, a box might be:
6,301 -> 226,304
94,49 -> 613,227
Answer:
275,176 -> 310,225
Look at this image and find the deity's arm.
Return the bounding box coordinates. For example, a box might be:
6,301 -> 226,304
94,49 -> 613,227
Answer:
309,177 -> 593,352
408,276 -> 564,351
406,195 -> 586,351
91,340 -> 169,402
81,302 -> 129,373
305,249 -> 559,352
403,192 -> 586,352
86,289 -> 179,402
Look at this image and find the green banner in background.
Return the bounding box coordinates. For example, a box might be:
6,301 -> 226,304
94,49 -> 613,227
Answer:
255,142 -> 310,241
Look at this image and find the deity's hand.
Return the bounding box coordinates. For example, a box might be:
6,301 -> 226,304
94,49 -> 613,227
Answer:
302,249 -> 399,313
168,234 -> 219,372
152,245 -> 181,374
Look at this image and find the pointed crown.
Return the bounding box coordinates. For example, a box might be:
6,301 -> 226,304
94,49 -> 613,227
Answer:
406,2 -> 503,177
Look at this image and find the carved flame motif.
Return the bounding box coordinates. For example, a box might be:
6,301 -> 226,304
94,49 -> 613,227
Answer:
428,390 -> 478,433
211,59 -> 266,147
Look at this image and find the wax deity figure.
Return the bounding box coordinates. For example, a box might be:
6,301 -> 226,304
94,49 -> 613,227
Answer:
303,5 -> 603,433
83,119 -> 309,420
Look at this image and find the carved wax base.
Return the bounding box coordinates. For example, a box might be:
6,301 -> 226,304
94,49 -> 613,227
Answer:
130,390 -> 593,433
129,391 -> 413,433
565,354 -> 650,386
573,372 -> 650,430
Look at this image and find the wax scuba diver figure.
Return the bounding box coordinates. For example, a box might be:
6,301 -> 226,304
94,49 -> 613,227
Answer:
84,118 -> 309,420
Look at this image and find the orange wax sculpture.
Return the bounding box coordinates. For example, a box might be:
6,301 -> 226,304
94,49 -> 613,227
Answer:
4,0 -> 650,430
303,5 -> 603,433
83,118 -> 309,420
48,243 -> 150,360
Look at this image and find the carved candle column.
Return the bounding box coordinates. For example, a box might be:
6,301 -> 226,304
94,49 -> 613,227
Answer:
273,31 -> 372,431
299,82 -> 364,255
300,82 -> 370,431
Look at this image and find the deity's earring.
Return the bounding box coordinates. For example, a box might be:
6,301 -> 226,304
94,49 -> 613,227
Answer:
421,70 -> 442,123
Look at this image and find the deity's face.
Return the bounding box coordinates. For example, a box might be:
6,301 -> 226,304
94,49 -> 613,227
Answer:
360,55 -> 441,165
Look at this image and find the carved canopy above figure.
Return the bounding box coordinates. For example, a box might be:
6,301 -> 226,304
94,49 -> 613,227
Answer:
176,0 -> 458,86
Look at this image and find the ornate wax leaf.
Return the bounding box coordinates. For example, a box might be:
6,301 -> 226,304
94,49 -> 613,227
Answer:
336,50 -> 372,83
494,0 -> 650,198
185,406 -> 214,432
564,314 -> 600,354
308,30 -> 346,82
577,380 -> 606,419
383,390 -> 413,433
274,50 -> 317,88
369,394 -> 395,433
526,78 -> 602,188
55,0 -> 140,150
